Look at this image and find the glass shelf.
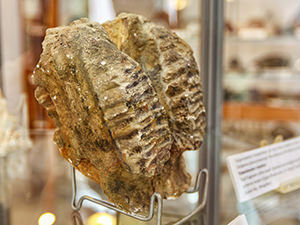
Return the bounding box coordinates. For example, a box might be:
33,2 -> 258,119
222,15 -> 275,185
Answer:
225,36 -> 300,45
224,72 -> 300,82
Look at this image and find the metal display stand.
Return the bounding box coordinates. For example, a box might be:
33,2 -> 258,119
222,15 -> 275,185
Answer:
71,167 -> 208,225
72,211 -> 84,225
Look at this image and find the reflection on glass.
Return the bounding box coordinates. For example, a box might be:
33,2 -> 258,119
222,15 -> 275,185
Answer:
38,212 -> 56,225
86,212 -> 116,225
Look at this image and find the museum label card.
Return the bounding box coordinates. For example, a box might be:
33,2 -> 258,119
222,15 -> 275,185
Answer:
227,137 -> 300,202
228,215 -> 248,225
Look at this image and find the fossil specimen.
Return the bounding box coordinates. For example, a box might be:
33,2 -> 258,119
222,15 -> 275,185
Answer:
33,14 -> 205,213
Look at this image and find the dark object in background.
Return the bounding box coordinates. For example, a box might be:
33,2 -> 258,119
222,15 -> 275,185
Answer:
0,203 -> 10,225
249,89 -> 264,103
255,54 -> 290,70
223,89 -> 248,102
225,20 -> 235,35
228,57 -> 244,73
271,125 -> 295,140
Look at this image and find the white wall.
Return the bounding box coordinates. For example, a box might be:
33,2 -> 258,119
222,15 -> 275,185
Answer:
88,0 -> 115,23
0,0 -> 23,111
226,0 -> 300,28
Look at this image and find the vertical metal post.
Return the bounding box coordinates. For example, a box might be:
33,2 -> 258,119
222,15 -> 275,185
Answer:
201,0 -> 224,224
0,156 -> 10,225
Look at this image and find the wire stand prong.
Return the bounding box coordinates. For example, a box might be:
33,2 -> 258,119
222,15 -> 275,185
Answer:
71,167 -> 163,224
71,211 -> 84,225
71,166 -> 208,225
172,169 -> 208,225
186,168 -> 208,193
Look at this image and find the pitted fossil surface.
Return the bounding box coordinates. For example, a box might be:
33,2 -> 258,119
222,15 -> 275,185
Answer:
33,14 -> 205,213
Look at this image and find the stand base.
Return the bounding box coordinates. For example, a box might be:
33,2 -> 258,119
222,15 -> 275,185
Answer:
71,167 -> 208,225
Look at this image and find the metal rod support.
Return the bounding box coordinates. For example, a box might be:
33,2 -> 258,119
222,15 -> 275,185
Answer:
172,169 -> 208,225
201,0 -> 224,224
71,167 -> 208,225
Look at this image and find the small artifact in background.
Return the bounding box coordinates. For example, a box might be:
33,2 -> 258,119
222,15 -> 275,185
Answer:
228,57 -> 244,73
225,20 -> 235,36
238,12 -> 282,40
0,91 -> 31,156
0,91 -> 31,225
238,18 -> 269,40
255,53 -> 290,72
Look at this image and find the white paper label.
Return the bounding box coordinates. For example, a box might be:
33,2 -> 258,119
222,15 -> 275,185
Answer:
228,215 -> 248,225
227,137 -> 300,202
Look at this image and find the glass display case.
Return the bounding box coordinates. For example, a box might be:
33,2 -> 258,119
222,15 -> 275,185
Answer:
1,0 -> 212,225
221,0 -> 300,224
1,0 -> 300,225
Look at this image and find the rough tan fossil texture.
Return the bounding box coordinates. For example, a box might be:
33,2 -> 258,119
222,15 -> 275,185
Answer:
33,15 -> 205,214
103,13 -> 206,152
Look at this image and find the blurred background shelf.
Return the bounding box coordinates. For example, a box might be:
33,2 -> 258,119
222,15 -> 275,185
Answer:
226,36 -> 300,44
225,72 -> 300,80
223,102 -> 300,122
